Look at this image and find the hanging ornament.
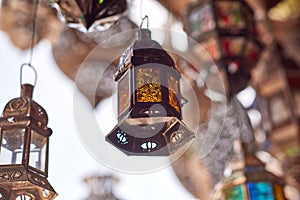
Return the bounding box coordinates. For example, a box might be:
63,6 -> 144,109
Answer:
0,65 -> 57,199
213,98 -> 286,200
106,17 -> 195,156
183,0 -> 263,97
0,0 -> 57,198
49,0 -> 127,32
216,149 -> 286,200
256,44 -> 300,189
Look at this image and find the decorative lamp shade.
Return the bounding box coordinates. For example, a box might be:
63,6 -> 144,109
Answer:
220,155 -> 286,200
0,84 -> 57,200
106,29 -> 194,156
51,0 -> 127,31
184,0 -> 262,96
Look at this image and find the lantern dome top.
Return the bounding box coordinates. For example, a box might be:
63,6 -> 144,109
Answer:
2,84 -> 49,126
115,29 -> 175,81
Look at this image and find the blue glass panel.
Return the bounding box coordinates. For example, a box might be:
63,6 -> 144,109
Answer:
226,185 -> 245,200
247,182 -> 274,200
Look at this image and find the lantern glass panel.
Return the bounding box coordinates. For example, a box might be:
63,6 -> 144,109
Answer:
188,4 -> 215,39
118,71 -> 130,116
225,184 -> 246,200
29,130 -> 47,172
215,1 -> 246,31
0,128 -> 25,165
168,74 -> 180,112
199,35 -> 221,61
269,93 -> 290,126
135,67 -> 162,103
221,37 -> 246,57
244,40 -> 260,66
247,182 -> 275,200
273,184 -> 285,200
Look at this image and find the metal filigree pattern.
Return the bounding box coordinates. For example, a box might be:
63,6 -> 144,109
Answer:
0,170 -> 23,181
28,173 -> 47,187
31,102 -> 48,125
3,98 -> 29,117
136,68 -> 162,103
168,75 -> 180,112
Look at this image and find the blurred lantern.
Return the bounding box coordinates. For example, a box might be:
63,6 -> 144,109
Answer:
0,84 -> 57,199
183,0 -> 262,97
0,0 -> 62,49
217,150 -> 286,200
50,0 -> 127,31
84,174 -> 120,200
257,44 -> 300,188
106,25 -> 194,156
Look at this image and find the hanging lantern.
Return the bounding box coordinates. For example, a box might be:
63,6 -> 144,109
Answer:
257,44 -> 300,187
50,0 -> 127,31
184,0 -> 262,96
106,27 -> 194,156
220,156 -> 286,200
217,147 -> 286,200
0,84 -> 57,199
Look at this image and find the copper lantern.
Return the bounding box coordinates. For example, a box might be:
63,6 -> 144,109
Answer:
0,84 -> 57,199
106,29 -> 194,156
184,0 -> 262,96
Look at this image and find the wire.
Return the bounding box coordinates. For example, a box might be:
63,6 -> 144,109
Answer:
139,15 -> 149,29
28,0 -> 39,65
20,0 -> 39,87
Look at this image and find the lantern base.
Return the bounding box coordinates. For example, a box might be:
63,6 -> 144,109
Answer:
106,116 -> 195,156
0,165 -> 57,199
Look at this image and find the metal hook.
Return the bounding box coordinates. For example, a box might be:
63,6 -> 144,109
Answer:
139,15 -> 149,29
20,63 -> 38,87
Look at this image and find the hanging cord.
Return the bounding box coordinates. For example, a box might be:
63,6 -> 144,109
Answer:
20,0 -> 39,87
139,15 -> 149,29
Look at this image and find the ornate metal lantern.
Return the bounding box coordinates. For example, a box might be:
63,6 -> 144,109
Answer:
257,45 -> 300,188
106,28 -> 194,156
50,0 -> 127,31
217,149 -> 286,200
0,84 -> 57,199
217,143 -> 286,200
184,0 -> 262,96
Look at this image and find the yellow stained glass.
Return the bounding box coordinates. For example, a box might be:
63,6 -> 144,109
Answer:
118,72 -> 130,115
273,184 -> 285,200
168,75 -> 180,112
136,68 -> 162,103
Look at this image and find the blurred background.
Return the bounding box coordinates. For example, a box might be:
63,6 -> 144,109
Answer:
0,0 -> 300,199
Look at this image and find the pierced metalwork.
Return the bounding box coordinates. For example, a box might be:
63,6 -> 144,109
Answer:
106,29 -> 194,156
0,84 -> 57,200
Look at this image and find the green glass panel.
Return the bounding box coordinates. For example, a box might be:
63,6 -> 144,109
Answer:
226,185 -> 246,200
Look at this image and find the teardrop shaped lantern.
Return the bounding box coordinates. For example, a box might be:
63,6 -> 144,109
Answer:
0,84 -> 57,199
106,28 -> 195,156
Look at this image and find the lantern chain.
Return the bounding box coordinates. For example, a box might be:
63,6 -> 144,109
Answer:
20,0 -> 39,87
